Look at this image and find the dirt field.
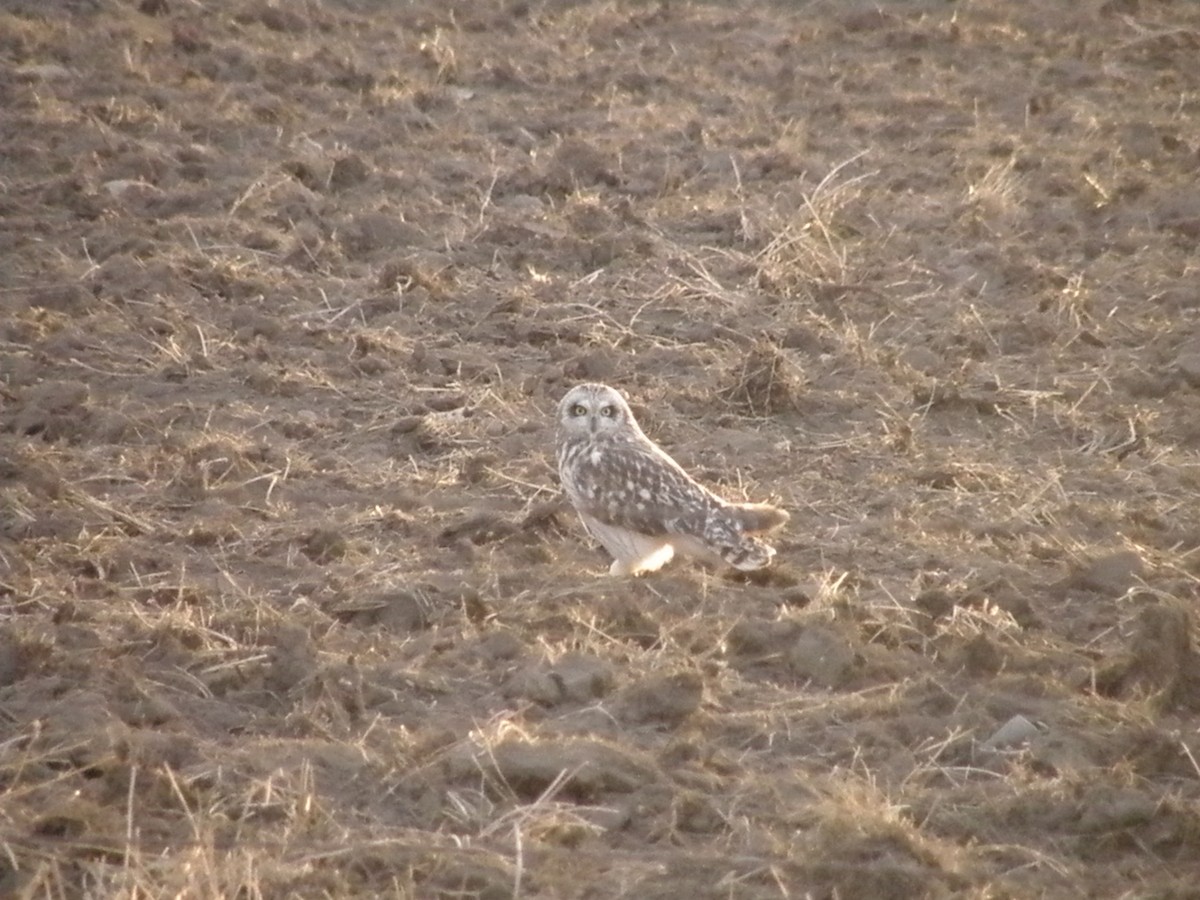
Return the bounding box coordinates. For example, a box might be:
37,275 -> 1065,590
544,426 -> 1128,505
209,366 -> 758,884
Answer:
3,0 -> 1200,896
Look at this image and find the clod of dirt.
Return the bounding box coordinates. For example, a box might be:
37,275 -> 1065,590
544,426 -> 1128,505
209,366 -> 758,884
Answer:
974,579 -> 1041,629
376,255 -> 455,298
331,590 -> 429,632
1056,550 -> 1145,598
0,631 -> 28,687
614,671 -> 704,726
446,739 -> 659,801
230,305 -> 283,342
31,796 -> 123,855
26,283 -> 90,313
438,511 -> 515,547
545,139 -> 621,193
786,625 -> 858,688
912,381 -> 1005,415
421,859 -> 514,900
171,23 -> 211,53
724,563 -> 802,588
727,619 -> 858,687
504,653 -> 615,706
502,667 -> 564,706
727,618 -> 798,658
1,450 -> 63,498
265,625 -> 318,696
673,790 -> 726,834
596,596 -> 661,649
808,812 -> 954,900
913,588 -> 956,624
8,380 -> 90,441
302,527 -> 350,563
1095,603 -> 1200,710
116,679 -> 182,728
899,345 -> 944,375
959,633 -> 1006,677
457,451 -> 497,485
1173,340 -> 1200,388
552,653 -> 617,702
722,341 -> 805,416
339,213 -> 425,260
518,501 -> 567,539
1077,787 -> 1158,832
19,687 -> 128,769
917,579 -> 1040,631
563,350 -> 618,383
329,154 -> 373,191
475,630 -> 523,662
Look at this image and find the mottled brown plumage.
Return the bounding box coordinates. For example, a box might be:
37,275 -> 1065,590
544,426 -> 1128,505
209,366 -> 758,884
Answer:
555,383 -> 788,575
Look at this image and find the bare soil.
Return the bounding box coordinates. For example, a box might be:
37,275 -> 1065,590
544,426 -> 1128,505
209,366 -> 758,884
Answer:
4,1 -> 1200,897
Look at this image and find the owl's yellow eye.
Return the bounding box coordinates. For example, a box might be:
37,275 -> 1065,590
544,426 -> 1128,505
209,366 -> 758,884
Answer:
570,403 -> 587,417
599,405 -> 616,418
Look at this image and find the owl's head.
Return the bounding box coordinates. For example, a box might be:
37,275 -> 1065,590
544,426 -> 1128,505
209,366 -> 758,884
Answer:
557,383 -> 639,439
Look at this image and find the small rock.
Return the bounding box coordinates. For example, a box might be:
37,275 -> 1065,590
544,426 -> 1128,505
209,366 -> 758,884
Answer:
982,714 -> 1042,750
102,179 -> 159,199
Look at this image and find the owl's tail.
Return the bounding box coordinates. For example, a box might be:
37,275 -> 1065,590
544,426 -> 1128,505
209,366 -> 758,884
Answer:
719,502 -> 788,571
730,502 -> 789,535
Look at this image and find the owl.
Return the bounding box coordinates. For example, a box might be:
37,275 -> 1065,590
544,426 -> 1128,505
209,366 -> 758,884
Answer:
555,383 -> 788,576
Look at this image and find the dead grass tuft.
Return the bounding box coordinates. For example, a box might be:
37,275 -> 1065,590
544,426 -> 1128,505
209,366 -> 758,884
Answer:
721,340 -> 806,416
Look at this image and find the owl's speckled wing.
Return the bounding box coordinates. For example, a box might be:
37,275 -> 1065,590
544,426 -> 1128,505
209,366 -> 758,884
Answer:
560,436 -> 717,538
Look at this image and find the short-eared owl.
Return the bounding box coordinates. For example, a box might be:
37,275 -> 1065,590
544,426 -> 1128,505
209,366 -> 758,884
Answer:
555,383 -> 788,576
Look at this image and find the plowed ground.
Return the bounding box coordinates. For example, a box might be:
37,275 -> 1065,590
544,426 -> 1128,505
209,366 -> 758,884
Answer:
4,1 -> 1200,897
